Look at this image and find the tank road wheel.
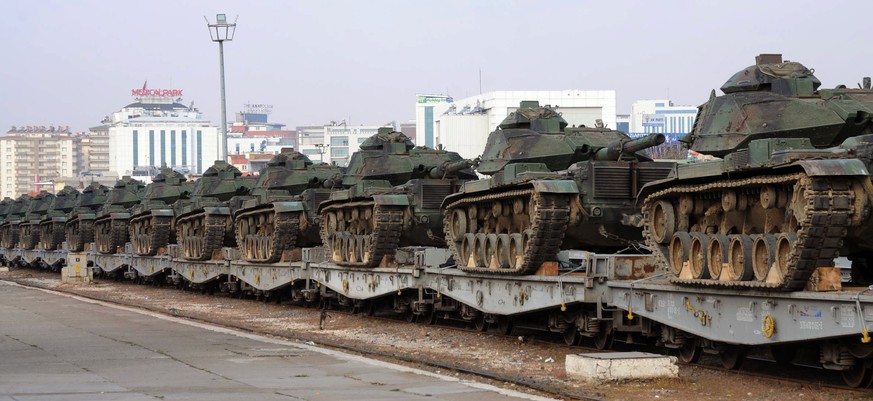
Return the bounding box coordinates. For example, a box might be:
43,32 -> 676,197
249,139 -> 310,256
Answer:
727,235 -> 754,281
473,233 -> 488,268
650,200 -> 676,244
752,234 -> 777,281
449,209 -> 467,239
774,233 -> 797,279
760,185 -> 777,209
508,233 -> 524,270
707,234 -> 730,279
495,234 -> 512,270
668,232 -> 691,276
485,234 -> 499,269
688,233 -> 711,279
678,338 -> 701,364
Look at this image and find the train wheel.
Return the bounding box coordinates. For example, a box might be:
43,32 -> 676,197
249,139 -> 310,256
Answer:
842,359 -> 873,388
473,314 -> 487,332
592,328 -> 613,350
678,339 -> 700,364
496,316 -> 513,335
563,327 -> 579,346
719,346 -> 746,370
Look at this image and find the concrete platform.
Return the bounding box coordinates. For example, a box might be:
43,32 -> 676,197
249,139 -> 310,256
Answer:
566,352 -> 678,382
0,281 -> 554,401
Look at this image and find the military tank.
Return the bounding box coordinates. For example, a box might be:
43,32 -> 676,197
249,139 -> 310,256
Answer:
173,161 -> 257,261
65,182 -> 111,252
319,129 -> 478,267
0,197 -> 23,249
18,191 -> 56,250
640,54 -> 873,291
129,168 -> 193,256
94,177 -> 146,254
441,101 -> 671,275
233,149 -> 343,263
38,186 -> 80,250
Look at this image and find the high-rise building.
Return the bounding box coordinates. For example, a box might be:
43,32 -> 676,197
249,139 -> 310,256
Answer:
106,85 -> 220,177
228,105 -> 296,155
0,126 -> 79,198
80,124 -> 111,176
295,123 -> 392,167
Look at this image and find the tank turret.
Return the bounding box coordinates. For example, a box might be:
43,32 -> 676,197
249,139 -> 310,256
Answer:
18,191 -> 56,250
442,101 -> 674,275
640,54 -> 873,292
319,130 -> 478,267
128,168 -> 193,256
39,186 -> 80,250
173,160 -> 258,261
94,177 -> 146,254
0,195 -> 32,249
65,182 -> 111,252
232,149 -> 344,263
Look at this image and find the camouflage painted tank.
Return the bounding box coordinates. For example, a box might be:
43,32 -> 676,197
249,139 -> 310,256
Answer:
18,191 -> 56,250
173,161 -> 257,261
65,182 -> 111,252
0,196 -> 28,249
319,129 -> 478,267
38,186 -> 80,250
94,177 -> 146,254
441,101 -> 671,274
233,149 -> 343,263
129,168 -> 193,256
640,54 -> 873,291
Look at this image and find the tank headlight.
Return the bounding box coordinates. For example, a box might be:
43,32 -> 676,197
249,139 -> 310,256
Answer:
592,207 -> 602,217
420,215 -> 429,224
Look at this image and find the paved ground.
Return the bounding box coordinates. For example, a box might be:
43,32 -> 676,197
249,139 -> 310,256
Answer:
0,282 -> 553,401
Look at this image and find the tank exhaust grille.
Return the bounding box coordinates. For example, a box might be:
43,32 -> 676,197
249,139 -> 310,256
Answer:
637,167 -> 672,186
421,182 -> 452,209
593,167 -> 631,198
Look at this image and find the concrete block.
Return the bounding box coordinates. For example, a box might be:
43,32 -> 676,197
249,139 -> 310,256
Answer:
566,352 -> 678,382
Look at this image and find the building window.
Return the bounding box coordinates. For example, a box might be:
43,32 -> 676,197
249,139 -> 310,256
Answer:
330,148 -> 349,157
330,136 -> 349,146
250,143 -> 255,152
170,130 -> 176,167
181,130 -> 187,167
133,130 -> 139,168
160,130 -> 166,167
149,130 -> 155,167
235,143 -> 240,154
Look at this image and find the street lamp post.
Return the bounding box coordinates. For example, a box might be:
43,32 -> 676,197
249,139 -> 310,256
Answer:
205,13 -> 237,163
314,144 -> 330,163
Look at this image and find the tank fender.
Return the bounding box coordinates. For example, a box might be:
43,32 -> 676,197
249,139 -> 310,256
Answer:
202,206 -> 231,216
530,180 -> 579,194
75,213 -> 96,220
51,216 -> 69,223
150,209 -> 175,217
791,159 -> 869,176
372,194 -> 409,206
271,201 -> 305,213
109,212 -> 131,219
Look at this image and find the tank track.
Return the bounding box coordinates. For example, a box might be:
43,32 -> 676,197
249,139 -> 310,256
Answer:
1,226 -> 19,249
18,224 -> 39,250
176,212 -> 227,261
96,218 -> 130,254
234,207 -> 300,263
442,189 -> 570,275
40,222 -> 65,250
320,201 -> 404,268
642,173 -> 856,291
65,219 -> 95,252
129,214 -> 173,256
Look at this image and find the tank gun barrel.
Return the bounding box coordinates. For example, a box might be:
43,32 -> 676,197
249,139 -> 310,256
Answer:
429,158 -> 480,178
595,133 -> 665,160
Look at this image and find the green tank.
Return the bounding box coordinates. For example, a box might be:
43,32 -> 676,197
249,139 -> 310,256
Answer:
128,168 -> 194,256
640,54 -> 873,291
0,195 -> 29,249
173,161 -> 258,261
233,149 -> 343,263
319,129 -> 478,267
18,191 -> 56,250
65,182 -> 111,252
94,177 -> 146,254
441,101 -> 671,274
38,186 -> 80,250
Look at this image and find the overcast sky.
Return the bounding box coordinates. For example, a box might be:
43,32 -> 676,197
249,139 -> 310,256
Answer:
2,0 -> 872,133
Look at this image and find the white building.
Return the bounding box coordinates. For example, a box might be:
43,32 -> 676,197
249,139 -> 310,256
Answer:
106,87 -> 219,177
0,126 -> 79,198
629,99 -> 698,140
426,90 -> 617,160
228,107 -> 296,156
296,124 -> 392,167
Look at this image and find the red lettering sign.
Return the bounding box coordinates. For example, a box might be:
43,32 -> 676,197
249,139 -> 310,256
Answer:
131,89 -> 184,97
